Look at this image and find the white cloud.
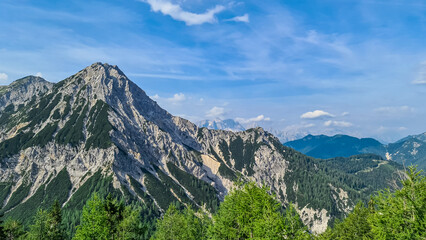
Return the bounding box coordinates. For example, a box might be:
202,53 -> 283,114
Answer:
341,112 -> 350,116
226,13 -> 249,23
324,120 -> 353,127
206,106 -> 226,118
300,110 -> 334,119
169,93 -> 186,103
144,0 -> 225,25
35,72 -> 43,77
235,114 -> 271,124
398,126 -> 408,131
412,61 -> 426,84
374,106 -> 414,114
150,92 -> 186,104
0,73 -> 8,82
152,94 -> 160,100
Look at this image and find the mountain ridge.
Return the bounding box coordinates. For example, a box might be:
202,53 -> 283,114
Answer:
284,133 -> 426,170
0,63 -> 403,236
197,119 -> 246,132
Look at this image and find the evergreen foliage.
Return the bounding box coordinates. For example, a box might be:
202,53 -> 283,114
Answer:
320,166 -> 426,239
151,204 -> 210,240
84,100 -> 113,150
1,167 -> 423,239
2,218 -> 25,240
52,109 -> 61,120
368,166 -> 426,239
47,200 -> 66,240
55,102 -> 88,147
166,162 -> 219,211
24,122 -> 59,149
26,201 -> 66,240
319,202 -> 372,240
26,93 -> 62,128
4,169 -> 72,226
142,169 -> 178,211
0,131 -> 33,160
0,183 -> 12,206
62,170 -> 118,237
2,182 -> 32,213
155,167 -> 195,208
62,95 -> 72,119
127,177 -> 161,239
209,181 -> 310,239
229,136 -> 262,175
0,212 -> 5,239
73,194 -> 144,240
0,104 -> 15,126
27,209 -> 50,239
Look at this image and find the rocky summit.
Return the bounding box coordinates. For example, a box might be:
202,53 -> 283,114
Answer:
0,63 -> 402,234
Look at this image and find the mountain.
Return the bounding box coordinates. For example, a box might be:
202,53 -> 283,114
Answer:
197,119 -> 245,132
284,134 -> 426,171
387,133 -> 426,170
0,63 -> 402,236
284,134 -> 386,159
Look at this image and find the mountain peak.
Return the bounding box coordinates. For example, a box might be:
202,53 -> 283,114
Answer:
8,75 -> 48,88
0,75 -> 53,109
74,62 -> 127,85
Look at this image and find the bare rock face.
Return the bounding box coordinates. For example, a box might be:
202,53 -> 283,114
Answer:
0,76 -> 53,110
0,63 -> 400,233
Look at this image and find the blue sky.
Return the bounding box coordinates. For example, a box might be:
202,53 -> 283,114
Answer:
1,0 -> 426,142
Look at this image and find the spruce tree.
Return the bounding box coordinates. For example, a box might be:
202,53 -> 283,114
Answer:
3,218 -> 25,240
47,200 -> 66,240
28,209 -> 50,240
151,204 -> 210,240
0,212 -> 6,239
73,193 -> 143,240
209,181 -> 310,239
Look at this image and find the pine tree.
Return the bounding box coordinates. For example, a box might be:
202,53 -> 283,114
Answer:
47,200 -> 66,240
209,181 -> 310,239
318,202 -> 372,240
0,212 -> 5,239
368,166 -> 426,239
73,193 -> 144,240
3,218 -> 25,240
73,194 -> 110,240
28,209 -> 50,240
151,204 -> 210,240
320,166 -> 426,239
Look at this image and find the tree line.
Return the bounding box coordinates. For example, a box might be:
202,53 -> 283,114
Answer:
0,167 -> 424,239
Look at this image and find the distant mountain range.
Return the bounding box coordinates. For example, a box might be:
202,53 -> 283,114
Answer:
284,134 -> 426,171
197,119 -> 245,132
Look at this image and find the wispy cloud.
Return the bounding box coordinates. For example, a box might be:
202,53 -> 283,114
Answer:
206,106 -> 226,118
226,14 -> 249,23
412,61 -> 426,85
324,120 -> 353,127
235,114 -> 270,124
300,110 -> 334,119
151,93 -> 186,105
127,73 -> 202,80
143,0 -> 225,25
374,106 -> 415,114
0,73 -> 8,84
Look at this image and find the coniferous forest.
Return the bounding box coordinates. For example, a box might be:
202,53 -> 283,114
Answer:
0,167 -> 424,240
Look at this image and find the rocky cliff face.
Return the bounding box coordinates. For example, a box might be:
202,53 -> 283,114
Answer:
0,63 -> 401,234
0,76 -> 53,110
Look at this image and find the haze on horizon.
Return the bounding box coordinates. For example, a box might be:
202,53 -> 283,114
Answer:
0,0 -> 425,142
